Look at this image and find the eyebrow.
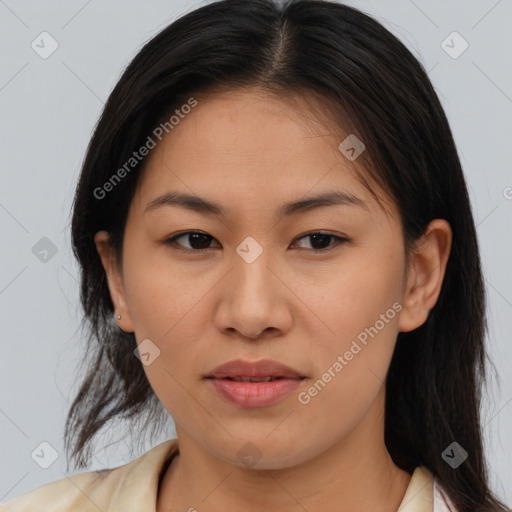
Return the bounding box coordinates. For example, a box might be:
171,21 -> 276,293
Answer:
144,189 -> 369,218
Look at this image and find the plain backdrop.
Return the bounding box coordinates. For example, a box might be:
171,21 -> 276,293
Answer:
0,0 -> 511,505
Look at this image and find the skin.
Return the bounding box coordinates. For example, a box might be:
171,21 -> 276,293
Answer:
95,87 -> 452,512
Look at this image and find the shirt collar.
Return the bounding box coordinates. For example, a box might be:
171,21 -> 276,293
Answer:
396,466 -> 434,511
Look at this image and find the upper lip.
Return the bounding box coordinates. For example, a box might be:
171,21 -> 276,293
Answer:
206,358 -> 305,379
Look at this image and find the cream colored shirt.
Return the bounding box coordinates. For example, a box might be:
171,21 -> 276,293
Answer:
0,438 -> 456,511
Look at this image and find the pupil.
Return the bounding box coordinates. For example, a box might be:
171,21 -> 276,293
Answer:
310,234 -> 331,249
189,233 -> 211,249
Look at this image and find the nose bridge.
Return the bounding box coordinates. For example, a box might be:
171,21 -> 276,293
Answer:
231,237 -> 276,301
216,236 -> 288,338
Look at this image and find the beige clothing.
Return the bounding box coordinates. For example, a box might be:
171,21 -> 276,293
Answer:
0,438 -> 456,511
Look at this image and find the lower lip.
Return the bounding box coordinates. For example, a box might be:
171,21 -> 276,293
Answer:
208,378 -> 302,408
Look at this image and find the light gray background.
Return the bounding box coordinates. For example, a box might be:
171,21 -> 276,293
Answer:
0,0 -> 511,505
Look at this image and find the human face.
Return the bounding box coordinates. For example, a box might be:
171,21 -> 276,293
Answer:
100,88 -> 410,469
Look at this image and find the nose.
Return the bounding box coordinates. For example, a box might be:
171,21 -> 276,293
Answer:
213,248 -> 293,341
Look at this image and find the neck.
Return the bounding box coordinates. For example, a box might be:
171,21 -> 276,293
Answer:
157,390 -> 411,512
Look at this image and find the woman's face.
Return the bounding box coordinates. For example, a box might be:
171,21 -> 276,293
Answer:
96,88 -> 443,469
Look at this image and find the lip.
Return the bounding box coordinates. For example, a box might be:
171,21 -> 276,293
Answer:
208,378 -> 303,408
205,359 -> 306,409
205,358 -> 305,379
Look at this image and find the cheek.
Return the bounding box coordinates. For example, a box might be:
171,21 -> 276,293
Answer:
298,248 -> 403,408
295,314 -> 398,448
122,244 -> 213,337
122,245 -> 225,376
305,245 -> 404,344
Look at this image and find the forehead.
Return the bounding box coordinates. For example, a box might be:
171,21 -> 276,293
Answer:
132,88 -> 395,219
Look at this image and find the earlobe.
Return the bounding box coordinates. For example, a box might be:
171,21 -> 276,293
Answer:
398,219 -> 452,333
94,231 -> 135,333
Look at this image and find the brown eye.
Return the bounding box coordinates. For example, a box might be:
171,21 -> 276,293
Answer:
292,232 -> 349,252
165,231 -> 220,251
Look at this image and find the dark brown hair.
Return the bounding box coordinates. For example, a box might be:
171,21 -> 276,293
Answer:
66,1 -> 510,510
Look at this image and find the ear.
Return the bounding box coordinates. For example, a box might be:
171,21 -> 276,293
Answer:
398,219 -> 452,333
94,230 -> 135,333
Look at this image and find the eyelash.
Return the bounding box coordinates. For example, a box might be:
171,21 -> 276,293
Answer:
163,231 -> 349,254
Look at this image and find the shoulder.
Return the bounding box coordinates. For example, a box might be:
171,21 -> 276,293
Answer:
0,469 -> 112,512
0,439 -> 179,512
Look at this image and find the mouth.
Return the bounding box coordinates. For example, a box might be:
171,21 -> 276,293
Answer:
204,359 -> 307,408
208,375 -> 305,380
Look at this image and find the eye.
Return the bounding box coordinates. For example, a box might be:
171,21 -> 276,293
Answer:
164,231 -> 219,251
291,232 -> 349,252
164,231 -> 349,253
